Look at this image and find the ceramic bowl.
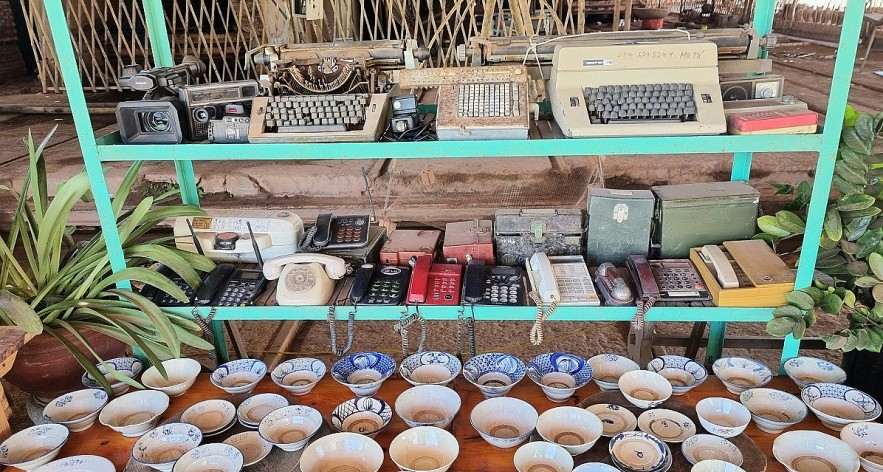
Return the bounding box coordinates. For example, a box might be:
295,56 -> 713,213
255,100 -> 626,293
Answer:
585,403 -> 638,437
711,357 -> 773,395
99,389 -> 170,437
783,356 -> 847,389
637,408 -> 696,443
34,455 -> 116,472
801,382 -> 882,431
470,397 -> 538,449
171,443 -> 243,472
258,405 -> 323,452
618,370 -> 672,409
608,431 -> 670,472
81,357 -> 144,395
587,354 -> 640,391
0,424 -> 69,471
395,385 -> 461,429
222,431 -> 272,467
270,358 -> 326,396
738,388 -> 807,434
389,426 -> 459,472
695,397 -> 751,438
573,463 -> 620,472
840,422 -> 883,472
514,441 -> 574,472
42,388 -> 109,432
691,460 -> 747,472
330,397 -> 393,438
536,406 -> 603,456
181,399 -> 237,436
463,352 -> 526,399
681,434 -> 743,466
400,351 -> 462,386
142,358 -> 202,397
527,352 -> 593,402
773,430 -> 860,472
300,432 -> 384,472
331,352 -> 396,397
237,393 -> 288,427
210,358 -> 266,395
647,355 -> 707,396
132,423 -> 203,472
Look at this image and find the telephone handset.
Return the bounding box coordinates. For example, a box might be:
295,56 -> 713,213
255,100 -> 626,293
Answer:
699,245 -> 739,288
626,255 -> 660,301
526,252 -> 561,304
302,213 -> 370,251
263,253 -> 347,305
406,255 -> 462,306
463,259 -> 525,306
349,263 -> 411,305
142,264 -> 267,307
594,263 -> 634,306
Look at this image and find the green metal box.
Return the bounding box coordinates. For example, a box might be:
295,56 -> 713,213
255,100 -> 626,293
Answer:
586,188 -> 655,265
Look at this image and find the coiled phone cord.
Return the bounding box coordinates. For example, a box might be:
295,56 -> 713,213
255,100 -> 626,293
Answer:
456,305 -> 477,360
297,225 -> 321,252
328,305 -> 355,357
192,307 -> 217,347
632,295 -> 659,332
528,292 -> 558,346
394,309 -> 427,357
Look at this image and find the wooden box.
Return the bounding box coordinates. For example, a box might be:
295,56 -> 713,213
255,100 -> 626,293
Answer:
689,240 -> 794,307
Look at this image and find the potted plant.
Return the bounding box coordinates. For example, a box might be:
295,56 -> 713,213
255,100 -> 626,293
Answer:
0,128 -> 215,399
755,107 -> 883,400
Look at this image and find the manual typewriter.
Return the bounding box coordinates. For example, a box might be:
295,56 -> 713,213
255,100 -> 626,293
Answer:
247,39 -> 428,143
547,39 -> 727,137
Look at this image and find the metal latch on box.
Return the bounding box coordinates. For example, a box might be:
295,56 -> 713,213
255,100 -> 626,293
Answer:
531,221 -> 547,243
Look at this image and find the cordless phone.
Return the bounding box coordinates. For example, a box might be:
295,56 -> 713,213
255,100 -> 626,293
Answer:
349,264 -> 411,305
312,213 -> 371,250
626,255 -> 710,301
141,265 -> 199,307
194,264 -> 267,306
463,260 -> 525,306
407,255 -> 462,306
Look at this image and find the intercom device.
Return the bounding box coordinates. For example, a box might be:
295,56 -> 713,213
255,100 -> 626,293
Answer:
208,116 -> 251,144
719,74 -> 784,101
179,80 -> 260,141
586,189 -> 654,265
380,229 -> 442,265
626,255 -> 710,302
494,209 -> 583,266
689,239 -> 794,307
406,255 -> 463,306
593,263 -> 634,306
443,219 -> 494,265
116,98 -> 186,144
174,210 -> 304,264
301,213 -> 371,251
263,253 -> 347,306
349,264 -> 412,305
526,253 -> 601,306
463,260 -> 525,306
119,55 -> 206,98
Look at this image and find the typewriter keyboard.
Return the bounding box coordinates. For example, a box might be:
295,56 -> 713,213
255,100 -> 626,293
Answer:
584,83 -> 702,124
264,94 -> 369,132
456,82 -> 520,118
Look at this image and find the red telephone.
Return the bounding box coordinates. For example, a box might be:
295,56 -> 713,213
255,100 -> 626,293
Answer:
407,254 -> 463,305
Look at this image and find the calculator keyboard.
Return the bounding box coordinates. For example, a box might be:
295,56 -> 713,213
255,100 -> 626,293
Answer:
328,216 -> 369,249
584,83 -> 700,125
552,262 -> 601,306
482,270 -> 524,306
456,82 -> 521,118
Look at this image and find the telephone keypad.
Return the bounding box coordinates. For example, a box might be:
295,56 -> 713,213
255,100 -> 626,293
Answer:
359,266 -> 411,305
552,262 -> 601,305
481,272 -> 524,306
326,215 -> 370,250
430,276 -> 460,305
216,277 -> 264,307
649,260 -> 709,300
153,275 -> 196,306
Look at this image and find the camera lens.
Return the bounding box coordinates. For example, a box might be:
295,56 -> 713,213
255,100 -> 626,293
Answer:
193,107 -> 211,124
140,110 -> 171,133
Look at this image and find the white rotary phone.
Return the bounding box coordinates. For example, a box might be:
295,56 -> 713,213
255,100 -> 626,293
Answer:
263,253 -> 347,306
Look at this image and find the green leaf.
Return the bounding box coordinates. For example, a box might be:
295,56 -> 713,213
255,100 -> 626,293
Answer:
873,284 -> 883,303
0,290 -> 43,334
775,210 -> 806,234
857,228 -> 883,258
848,261 -> 869,276
791,318 -> 807,340
837,194 -> 876,212
844,105 -> 859,127
801,287 -> 825,304
834,175 -> 865,195
42,325 -> 114,394
841,147 -> 870,173
767,317 -> 796,337
107,289 -> 180,359
841,207 -> 882,220
773,183 -> 795,195
824,334 -> 849,350
111,162 -> 144,218
855,113 -> 876,143
820,234 -> 839,250
824,206 -> 843,242
758,215 -> 791,237
815,255 -> 847,269
805,308 -> 818,328
856,328 -> 871,350
843,332 -> 860,352
875,111 -> 883,134
835,161 -> 869,185
751,233 -> 779,246
843,127 -> 872,155
773,305 -> 804,319
845,216 -> 872,241
866,328 -> 883,353
870,253 -> 883,280
854,276 -> 882,288
88,268 -> 189,303
797,180 -> 812,203
786,291 -> 816,310
843,290 -> 857,308
820,293 -> 845,314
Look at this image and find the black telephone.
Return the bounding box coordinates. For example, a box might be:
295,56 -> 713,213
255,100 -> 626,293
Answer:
304,213 -> 370,250
626,255 -> 710,302
349,263 -> 411,305
141,265 -> 199,307
463,260 -> 525,306
142,264 -> 267,307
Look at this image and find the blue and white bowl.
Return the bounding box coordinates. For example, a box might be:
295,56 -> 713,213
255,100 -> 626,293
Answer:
783,356 -> 847,389
647,355 -> 707,396
682,434 -> 743,466
609,431 -> 670,472
840,422 -> 883,472
527,352 -> 593,403
712,357 -> 772,395
237,393 -> 288,428
739,388 -> 807,434
171,443 -> 243,472
0,424 -> 69,471
400,351 -> 462,387
210,359 -> 267,395
463,352 -> 526,398
35,455 -> 116,472
132,423 -> 203,472
587,354 -> 640,391
331,352 -> 396,397
82,357 -> 144,395
395,385 -> 461,429
42,388 -> 109,432
470,397 -> 538,449
801,382 -> 882,431
574,463 -> 620,472
331,397 -> 393,438
258,405 -> 323,452
271,358 -> 326,396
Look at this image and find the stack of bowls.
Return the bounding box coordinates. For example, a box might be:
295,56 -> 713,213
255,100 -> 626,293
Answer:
258,405 -> 323,452
81,357 -> 144,396
237,393 -> 288,428
222,431 -> 273,468
142,358 -> 202,397
181,399 -> 237,437
271,358 -> 326,396
395,385 -> 461,429
0,424 -> 69,471
647,355 -> 707,395
587,354 -> 640,391
609,431 -> 672,472
800,383 -> 882,431
99,389 -> 170,437
331,397 -> 393,438
42,389 -> 109,432
738,388 -> 807,434
470,397 -> 537,448
527,352 -> 593,402
711,357 -> 772,395
400,351 -> 462,386
783,356 -> 847,389
210,359 -> 267,395
131,423 -> 203,472
463,353 -> 526,398
331,352 -> 396,397
773,430 -> 860,472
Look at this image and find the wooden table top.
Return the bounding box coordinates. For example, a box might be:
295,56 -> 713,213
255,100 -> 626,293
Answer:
5,374 -> 829,472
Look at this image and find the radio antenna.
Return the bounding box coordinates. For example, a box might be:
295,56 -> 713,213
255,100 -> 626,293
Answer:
246,222 -> 264,269
362,167 -> 378,224
186,219 -> 205,256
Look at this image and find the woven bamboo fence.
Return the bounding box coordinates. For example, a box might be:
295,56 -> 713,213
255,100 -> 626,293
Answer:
773,0 -> 883,43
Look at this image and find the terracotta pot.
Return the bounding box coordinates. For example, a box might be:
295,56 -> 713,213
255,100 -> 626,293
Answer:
5,329 -> 127,400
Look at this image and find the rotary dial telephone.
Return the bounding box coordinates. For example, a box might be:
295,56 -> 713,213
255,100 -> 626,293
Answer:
263,253 -> 347,305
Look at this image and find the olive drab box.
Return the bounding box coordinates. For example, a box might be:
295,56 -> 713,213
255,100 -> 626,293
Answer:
494,209 -> 583,266
586,188 -> 655,265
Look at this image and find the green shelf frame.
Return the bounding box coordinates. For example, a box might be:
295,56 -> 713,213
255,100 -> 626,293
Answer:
42,0 -> 866,368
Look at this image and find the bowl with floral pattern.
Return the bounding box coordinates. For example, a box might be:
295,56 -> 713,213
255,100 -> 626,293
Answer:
0,424 -> 69,471
171,443 -> 243,472
257,405 -> 323,452
711,357 -> 772,395
783,356 -> 847,389
739,388 -> 807,434
840,422 -> 883,472
81,357 -> 144,396
400,351 -> 461,387
463,352 -> 526,398
34,455 -> 115,472
42,388 -> 109,432
331,352 -> 396,397
132,423 -> 203,472
331,397 -> 393,438
527,352 -> 593,402
647,355 -> 707,395
801,382 -> 882,431
271,358 -> 326,396
210,359 -> 266,395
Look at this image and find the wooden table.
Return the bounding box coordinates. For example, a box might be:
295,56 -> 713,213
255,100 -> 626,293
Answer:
5,375 -> 828,472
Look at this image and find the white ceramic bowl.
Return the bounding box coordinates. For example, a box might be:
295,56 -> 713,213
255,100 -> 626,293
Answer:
691,460 -> 747,472
738,388 -> 807,434
270,358 -> 326,396
330,397 -> 393,438
0,424 -> 69,471
42,389 -> 109,432
773,430 -> 860,472
783,356 -> 847,389
34,454 -> 116,472
463,353 -> 526,399
536,406 -> 603,455
142,358 -> 202,397
331,352 -> 397,397
682,434 -> 743,466
585,403 -> 638,437
389,426 -> 459,472
258,405 -> 323,452
618,370 -> 672,409
132,422 -> 203,472
574,463 -> 619,472
647,355 -> 708,396
587,354 -> 640,391
801,382 -> 882,431
470,397 -> 538,449
527,352 -> 594,403
81,357 -> 144,396
210,359 -> 266,395
637,408 -> 696,443
222,431 -> 272,467
181,399 -> 237,436
711,357 -> 773,395
237,393 -> 288,427
299,432 -> 384,472
395,385 -> 461,429
514,441 -> 573,472
99,389 -> 170,437
400,351 -> 462,387
609,431 -> 671,472
171,443 -> 243,472
840,422 -> 883,472
695,397 -> 751,438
